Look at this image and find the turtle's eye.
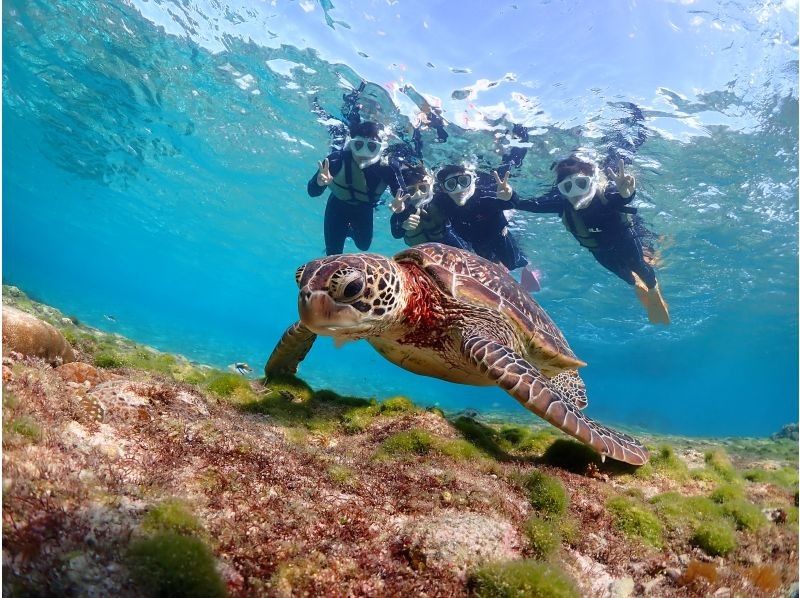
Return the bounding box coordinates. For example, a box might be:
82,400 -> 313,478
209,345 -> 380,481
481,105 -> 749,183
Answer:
294,265 -> 306,287
330,269 -> 365,303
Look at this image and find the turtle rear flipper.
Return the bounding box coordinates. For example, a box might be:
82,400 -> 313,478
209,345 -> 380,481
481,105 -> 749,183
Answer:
462,336 -> 648,466
265,322 -> 317,379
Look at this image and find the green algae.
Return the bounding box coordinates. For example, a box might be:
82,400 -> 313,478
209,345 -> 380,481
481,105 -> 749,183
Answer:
710,484 -> 745,504
377,429 -> 434,458
437,438 -> 485,461
452,417 -> 508,461
5,416 -> 42,443
721,499 -> 767,532
379,395 -> 417,414
206,372 -> 252,398
743,467 -> 799,491
470,560 -> 579,598
523,471 -> 568,519
704,449 -> 738,482
340,405 -> 380,433
606,496 -> 664,548
523,516 -> 561,560
141,499 -> 204,537
637,445 -> 689,480
127,532 -> 226,598
650,492 -> 724,533
691,521 -> 737,556
94,352 -> 126,369
328,464 -> 357,487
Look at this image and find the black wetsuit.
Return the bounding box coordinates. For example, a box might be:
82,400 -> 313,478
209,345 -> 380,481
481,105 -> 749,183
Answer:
432,172 -> 528,270
389,200 -> 470,249
308,149 -> 400,255
516,184 -> 656,288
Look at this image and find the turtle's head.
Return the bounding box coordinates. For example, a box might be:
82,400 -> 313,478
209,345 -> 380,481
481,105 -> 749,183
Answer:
294,254 -> 406,339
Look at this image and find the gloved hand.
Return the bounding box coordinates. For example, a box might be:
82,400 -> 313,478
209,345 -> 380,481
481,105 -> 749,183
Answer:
493,170 -> 514,201
606,159 -> 636,198
316,158 -> 333,187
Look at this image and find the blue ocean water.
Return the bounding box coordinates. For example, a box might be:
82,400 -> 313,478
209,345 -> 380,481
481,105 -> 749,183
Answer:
3,0 -> 797,437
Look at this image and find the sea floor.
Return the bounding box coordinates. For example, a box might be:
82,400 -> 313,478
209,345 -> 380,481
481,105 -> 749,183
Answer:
2,285 -> 798,597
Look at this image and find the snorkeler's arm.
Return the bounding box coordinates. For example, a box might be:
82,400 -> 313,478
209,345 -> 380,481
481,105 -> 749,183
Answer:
390,204 -> 415,239
307,152 -> 344,196
514,189 -> 564,214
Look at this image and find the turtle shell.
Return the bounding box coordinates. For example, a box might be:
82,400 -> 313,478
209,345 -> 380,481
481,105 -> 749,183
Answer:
394,243 -> 586,371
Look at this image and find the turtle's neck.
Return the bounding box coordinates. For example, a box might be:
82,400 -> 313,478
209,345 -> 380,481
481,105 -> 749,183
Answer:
387,263 -> 452,346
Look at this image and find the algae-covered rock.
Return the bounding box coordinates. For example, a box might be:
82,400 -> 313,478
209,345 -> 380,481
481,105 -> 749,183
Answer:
3,306 -> 76,364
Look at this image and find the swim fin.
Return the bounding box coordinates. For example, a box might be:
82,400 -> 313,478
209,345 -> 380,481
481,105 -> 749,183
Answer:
646,283 -> 671,325
631,272 -> 649,308
521,267 -> 541,293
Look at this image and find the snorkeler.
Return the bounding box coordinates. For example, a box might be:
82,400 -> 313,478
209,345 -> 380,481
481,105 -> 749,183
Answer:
430,163 -> 541,292
516,155 -> 670,324
389,162 -> 469,249
308,121 -> 402,255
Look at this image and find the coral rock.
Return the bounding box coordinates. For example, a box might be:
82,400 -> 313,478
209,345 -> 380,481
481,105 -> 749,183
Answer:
2,306 -> 76,365
398,511 -> 520,575
56,362 -> 106,387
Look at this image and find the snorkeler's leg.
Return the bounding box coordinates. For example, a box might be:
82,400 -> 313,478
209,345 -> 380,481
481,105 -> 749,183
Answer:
627,236 -> 669,325
324,198 -> 349,255
350,204 -> 374,251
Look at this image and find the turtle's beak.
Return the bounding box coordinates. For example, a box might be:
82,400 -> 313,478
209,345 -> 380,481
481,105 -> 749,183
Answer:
298,290 -> 368,336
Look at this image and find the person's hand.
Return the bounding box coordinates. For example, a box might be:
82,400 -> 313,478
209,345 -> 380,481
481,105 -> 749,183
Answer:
390,189 -> 410,213
606,159 -> 635,198
316,158 -> 333,187
401,208 -> 425,231
493,170 -> 513,201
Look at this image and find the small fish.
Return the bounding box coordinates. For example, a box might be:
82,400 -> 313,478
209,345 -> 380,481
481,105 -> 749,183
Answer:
104,314 -> 117,322
229,362 -> 252,376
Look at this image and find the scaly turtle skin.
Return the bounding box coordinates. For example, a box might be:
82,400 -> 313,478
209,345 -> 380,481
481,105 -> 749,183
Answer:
265,243 -> 648,465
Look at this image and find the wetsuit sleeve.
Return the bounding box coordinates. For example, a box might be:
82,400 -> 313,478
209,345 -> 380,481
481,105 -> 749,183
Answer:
307,151 -> 344,197
383,163 -> 403,195
390,204 -> 415,238
514,188 -> 564,214
602,183 -> 636,209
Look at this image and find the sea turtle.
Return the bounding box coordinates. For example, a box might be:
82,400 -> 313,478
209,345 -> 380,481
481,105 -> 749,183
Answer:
265,243 -> 648,465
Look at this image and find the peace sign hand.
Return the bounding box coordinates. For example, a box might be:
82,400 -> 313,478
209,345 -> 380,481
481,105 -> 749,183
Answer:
390,188 -> 410,214
493,170 -> 513,201
316,158 -> 333,187
606,159 -> 636,199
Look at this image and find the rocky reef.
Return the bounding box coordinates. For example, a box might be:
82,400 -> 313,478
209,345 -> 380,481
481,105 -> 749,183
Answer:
2,286 -> 798,597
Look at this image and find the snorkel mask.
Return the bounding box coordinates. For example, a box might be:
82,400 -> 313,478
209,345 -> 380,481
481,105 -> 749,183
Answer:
406,176 -> 434,205
441,171 -> 476,206
553,156 -> 598,210
557,173 -> 596,210
348,136 -> 386,169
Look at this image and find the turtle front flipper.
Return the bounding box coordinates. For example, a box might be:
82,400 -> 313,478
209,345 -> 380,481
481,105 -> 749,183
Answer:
463,336 -> 648,466
550,370 -> 588,410
264,322 -> 317,379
